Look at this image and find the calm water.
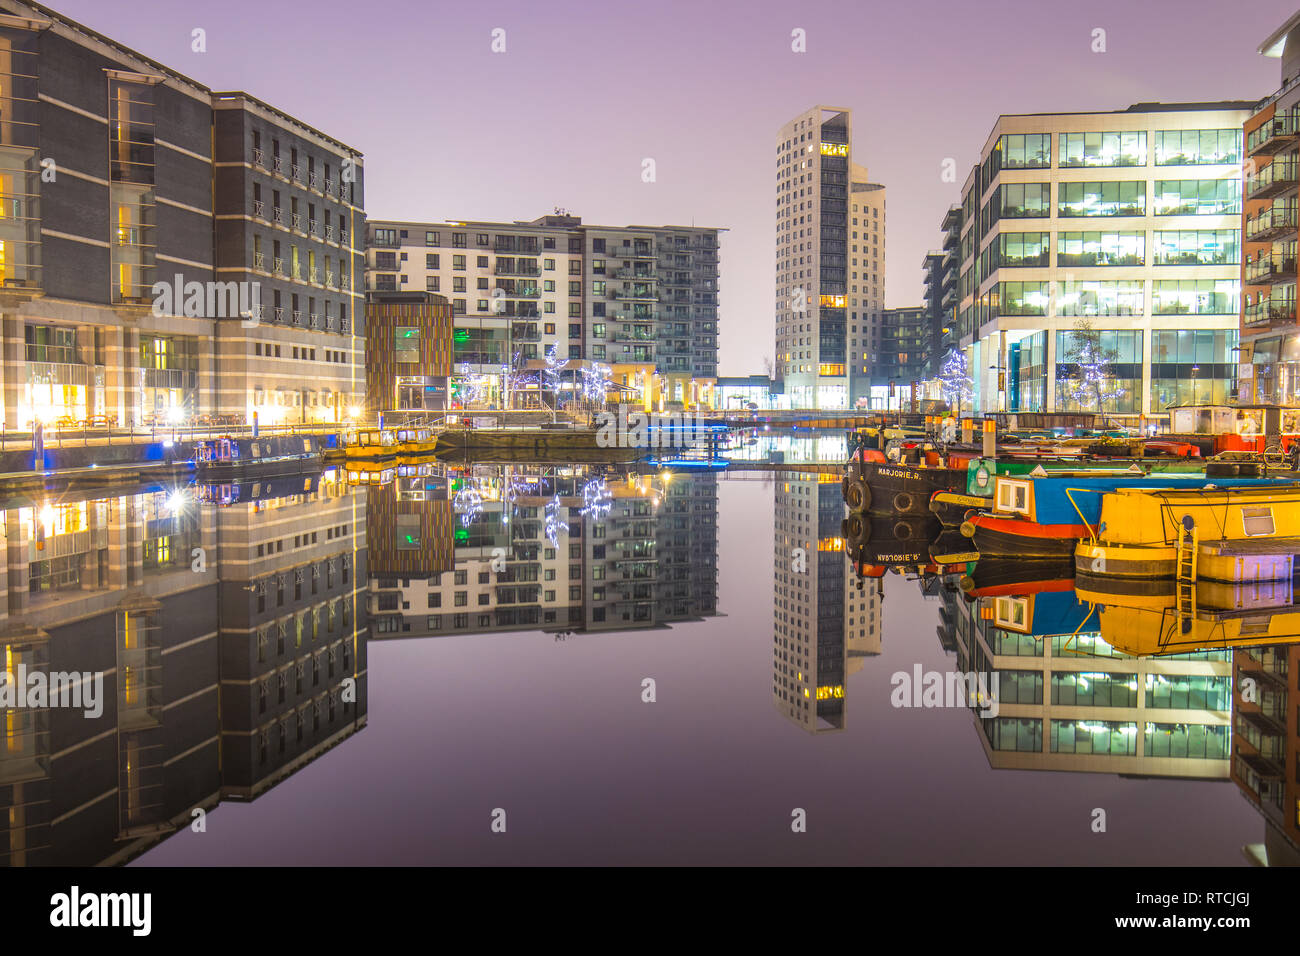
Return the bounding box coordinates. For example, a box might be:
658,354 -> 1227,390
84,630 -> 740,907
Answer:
0,444 -> 1282,866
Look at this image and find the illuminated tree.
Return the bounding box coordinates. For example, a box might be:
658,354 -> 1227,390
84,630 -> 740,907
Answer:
1059,318 -> 1126,411
938,349 -> 973,413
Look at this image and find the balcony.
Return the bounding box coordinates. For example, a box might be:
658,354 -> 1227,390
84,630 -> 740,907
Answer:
612,245 -> 655,259
1246,203 -> 1298,242
496,285 -> 540,298
253,200 -> 266,219
325,224 -> 336,242
612,288 -> 659,301
253,147 -> 266,167
495,263 -> 540,277
292,310 -> 304,326
612,331 -> 655,342
309,218 -> 318,234
273,207 -> 284,225
1244,293 -> 1296,327
274,307 -> 285,323
291,164 -> 302,181
1248,113 -> 1299,156
273,156 -> 286,175
1246,254 -> 1297,284
273,257 -> 285,275
254,251 -> 265,270
309,172 -> 320,190
292,214 -> 303,231
510,324 -> 541,342
494,242 -> 539,256
613,268 -> 655,280
1247,157 -> 1300,200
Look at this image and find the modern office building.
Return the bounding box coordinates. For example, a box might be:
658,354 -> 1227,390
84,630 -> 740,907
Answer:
950,102 -> 1250,419
775,106 -> 885,409
0,0 -> 364,432
364,215 -> 721,409
1240,14 -> 1300,403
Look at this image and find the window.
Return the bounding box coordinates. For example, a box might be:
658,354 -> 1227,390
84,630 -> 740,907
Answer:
1242,507 -> 1275,537
1151,230 -> 1238,266
1153,179 -> 1240,216
1057,181 -> 1145,217
995,479 -> 1030,515
1057,231 -> 1144,267
1154,129 -> 1240,166
1058,131 -> 1146,167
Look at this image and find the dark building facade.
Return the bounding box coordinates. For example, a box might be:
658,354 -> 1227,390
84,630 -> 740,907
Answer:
0,0 -> 364,432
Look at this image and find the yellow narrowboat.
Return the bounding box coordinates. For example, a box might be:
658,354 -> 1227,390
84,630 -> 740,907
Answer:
395,427 -> 438,456
1074,483 -> 1300,583
344,429 -> 398,460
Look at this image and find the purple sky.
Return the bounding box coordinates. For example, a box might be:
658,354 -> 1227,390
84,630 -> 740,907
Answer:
60,0 -> 1298,374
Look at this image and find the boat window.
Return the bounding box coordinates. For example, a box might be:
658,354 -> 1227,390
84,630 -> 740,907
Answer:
996,480 -> 1030,515
995,597 -> 1029,631
1242,506 -> 1275,537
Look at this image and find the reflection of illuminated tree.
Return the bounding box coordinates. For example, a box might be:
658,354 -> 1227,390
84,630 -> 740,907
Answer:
544,494 -> 569,546
452,484 -> 483,527
579,477 -> 612,520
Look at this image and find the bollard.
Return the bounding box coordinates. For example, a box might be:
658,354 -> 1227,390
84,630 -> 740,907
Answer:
982,418 -> 996,458
961,418 -> 974,445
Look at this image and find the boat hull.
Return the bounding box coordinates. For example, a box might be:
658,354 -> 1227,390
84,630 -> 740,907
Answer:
846,460 -> 966,517
961,513 -> 1089,559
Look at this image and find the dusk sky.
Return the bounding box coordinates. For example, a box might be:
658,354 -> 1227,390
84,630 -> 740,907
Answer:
56,0 -> 1299,374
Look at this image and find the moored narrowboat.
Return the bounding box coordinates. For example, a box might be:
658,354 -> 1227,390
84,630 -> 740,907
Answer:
1074,483 -> 1300,582
195,434 -> 324,479
961,471 -> 1294,560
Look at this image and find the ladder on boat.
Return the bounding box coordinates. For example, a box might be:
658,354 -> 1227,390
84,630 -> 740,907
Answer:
1175,515 -> 1198,634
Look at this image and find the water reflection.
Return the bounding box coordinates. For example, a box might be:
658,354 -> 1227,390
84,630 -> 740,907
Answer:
8,451 -> 1300,864
0,473 -> 369,865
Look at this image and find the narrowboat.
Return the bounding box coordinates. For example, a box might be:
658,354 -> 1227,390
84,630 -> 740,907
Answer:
1074,483 -> 1300,582
395,427 -> 438,456
961,471 -> 1294,560
345,429 -> 399,460
957,557 -> 1075,598
194,434 -> 325,479
929,455 -> 1205,527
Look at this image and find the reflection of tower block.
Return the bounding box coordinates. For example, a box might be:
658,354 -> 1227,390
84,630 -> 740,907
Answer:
116,591 -> 167,837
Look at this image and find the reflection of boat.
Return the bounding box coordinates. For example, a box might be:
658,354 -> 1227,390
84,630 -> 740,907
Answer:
843,513 -> 943,571
968,587 -> 1094,637
958,558 -> 1074,597
930,529 -> 978,564
1089,601 -> 1300,657
962,472 -> 1293,559
1075,484 -> 1300,581
194,472 -> 322,505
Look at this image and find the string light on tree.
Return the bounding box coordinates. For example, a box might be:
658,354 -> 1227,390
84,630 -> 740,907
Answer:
579,477 -> 612,520
544,493 -> 569,547
938,349 -> 973,409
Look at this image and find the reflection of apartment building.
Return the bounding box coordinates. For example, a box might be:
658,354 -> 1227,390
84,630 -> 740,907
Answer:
213,476 -> 369,800
365,215 -> 722,408
949,102 -> 1250,417
1231,643 -> 1300,865
0,479 -> 369,864
773,473 -> 879,732
369,470 -> 718,638
943,593 -> 1232,777
0,1 -> 365,431
775,106 -> 886,409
